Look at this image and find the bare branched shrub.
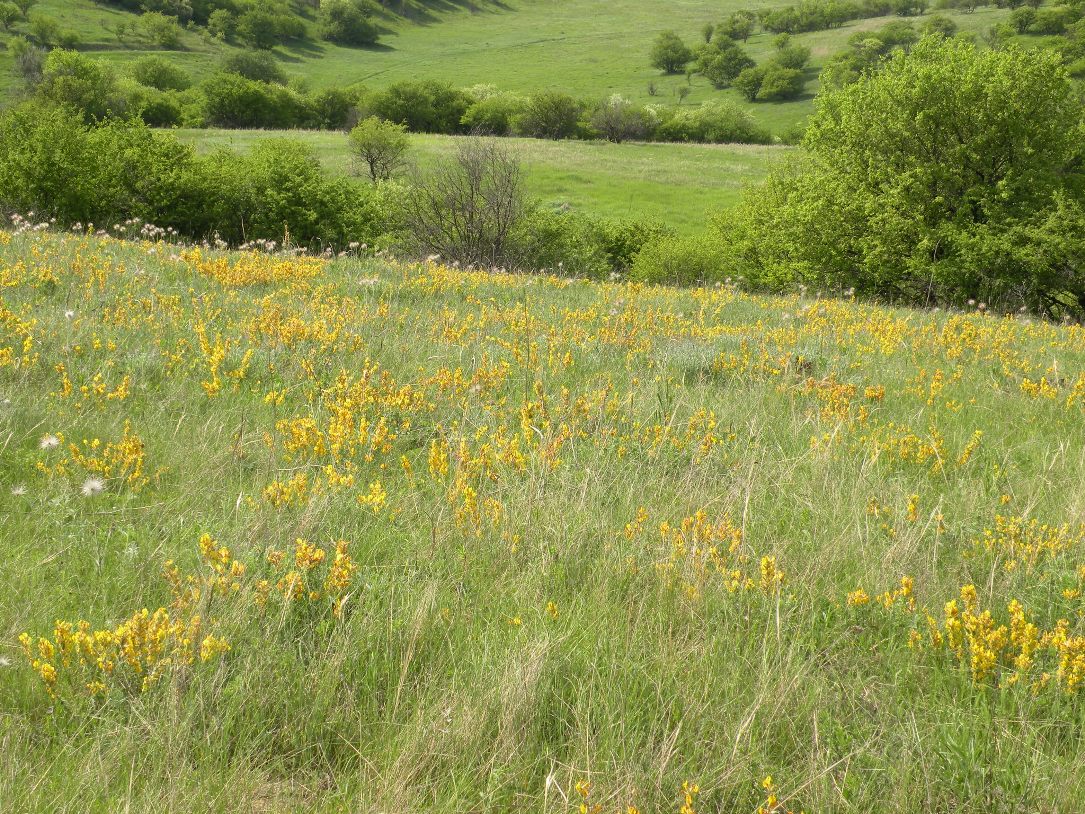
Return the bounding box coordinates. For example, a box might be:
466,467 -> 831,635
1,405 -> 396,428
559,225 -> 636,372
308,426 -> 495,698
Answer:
403,137 -> 526,269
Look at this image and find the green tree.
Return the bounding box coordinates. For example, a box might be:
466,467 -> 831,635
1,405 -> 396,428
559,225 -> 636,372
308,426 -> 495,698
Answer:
0,2 -> 19,30
238,8 -> 281,49
132,56 -> 192,91
732,65 -> 766,100
650,31 -> 693,74
37,50 -> 121,121
722,38 -> 1085,315
221,50 -> 287,84
141,12 -> 184,49
717,10 -> 757,42
461,92 -> 527,136
513,90 -> 584,139
27,13 -> 59,45
921,14 -> 958,37
755,64 -> 805,100
698,40 -> 755,88
207,9 -> 236,40
318,0 -> 379,46
348,116 -> 410,181
589,94 -> 653,143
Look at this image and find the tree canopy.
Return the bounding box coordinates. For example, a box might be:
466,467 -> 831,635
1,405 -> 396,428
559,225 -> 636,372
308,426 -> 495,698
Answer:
722,37 -> 1085,316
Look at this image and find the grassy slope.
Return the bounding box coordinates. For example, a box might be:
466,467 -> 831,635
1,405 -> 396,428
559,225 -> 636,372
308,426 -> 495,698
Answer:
176,128 -> 784,232
0,0 -> 1012,135
4,230 -> 1085,811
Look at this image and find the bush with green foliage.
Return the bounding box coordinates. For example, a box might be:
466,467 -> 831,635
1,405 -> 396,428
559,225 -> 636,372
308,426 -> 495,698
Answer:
461,92 -> 528,136
697,38 -> 755,88
1029,6 -> 1077,35
141,11 -> 184,48
649,31 -> 693,74
319,0 -> 380,46
630,232 -> 725,286
588,95 -> 655,143
348,116 -> 410,182
132,56 -> 192,91
125,84 -> 185,127
221,50 -> 287,84
921,13 -> 958,37
0,102 -> 398,247
820,20 -> 918,87
9,36 -> 46,83
772,34 -> 812,69
37,50 -> 123,122
308,87 -> 361,130
0,2 -> 20,30
654,101 -> 771,143
721,37 -> 1085,316
716,9 -> 757,41
238,5 -> 302,49
207,8 -> 236,40
1010,6 -> 1037,32
513,90 -> 585,139
201,72 -> 308,128
363,81 -> 470,134
754,64 -> 806,100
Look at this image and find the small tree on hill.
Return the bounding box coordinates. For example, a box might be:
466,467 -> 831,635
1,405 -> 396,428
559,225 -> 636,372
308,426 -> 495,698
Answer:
0,3 -> 20,31
348,116 -> 410,181
319,0 -> 380,46
650,31 -> 693,74
718,10 -> 757,42
698,40 -> 755,88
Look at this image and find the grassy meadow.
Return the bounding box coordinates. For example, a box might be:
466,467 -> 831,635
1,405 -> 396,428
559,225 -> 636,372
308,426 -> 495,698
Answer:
175,128 -> 784,233
3,227 -> 1085,811
0,0 -> 1014,135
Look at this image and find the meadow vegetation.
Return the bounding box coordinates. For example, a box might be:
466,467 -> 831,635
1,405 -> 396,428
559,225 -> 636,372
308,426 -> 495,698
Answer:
4,2 -> 1085,810
4,222 -> 1085,811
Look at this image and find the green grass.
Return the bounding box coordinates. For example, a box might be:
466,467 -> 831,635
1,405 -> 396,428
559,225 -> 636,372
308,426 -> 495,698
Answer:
0,0 -> 1014,135
175,128 -> 784,232
3,229 -> 1085,812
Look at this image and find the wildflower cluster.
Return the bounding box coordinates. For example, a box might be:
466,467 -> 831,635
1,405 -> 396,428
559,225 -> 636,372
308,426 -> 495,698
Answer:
21,532 -> 359,702
919,585 -> 1085,693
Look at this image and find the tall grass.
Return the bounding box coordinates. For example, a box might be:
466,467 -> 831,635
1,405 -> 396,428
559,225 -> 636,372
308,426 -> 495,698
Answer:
2,228 -> 1085,812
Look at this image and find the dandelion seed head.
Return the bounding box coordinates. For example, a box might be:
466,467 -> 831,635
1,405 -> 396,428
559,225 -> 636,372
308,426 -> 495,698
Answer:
39,434 -> 60,450
81,477 -> 106,497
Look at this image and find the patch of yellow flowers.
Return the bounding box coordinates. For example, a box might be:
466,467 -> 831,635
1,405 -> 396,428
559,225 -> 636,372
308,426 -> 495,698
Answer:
21,532 -> 359,702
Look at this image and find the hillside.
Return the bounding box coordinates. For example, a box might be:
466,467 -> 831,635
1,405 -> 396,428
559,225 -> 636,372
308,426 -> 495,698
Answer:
0,0 -> 1015,135
4,228 -> 1085,811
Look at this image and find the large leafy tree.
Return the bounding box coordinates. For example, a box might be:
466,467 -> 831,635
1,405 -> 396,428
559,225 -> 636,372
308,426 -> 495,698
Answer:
649,31 -> 693,74
723,37 -> 1085,316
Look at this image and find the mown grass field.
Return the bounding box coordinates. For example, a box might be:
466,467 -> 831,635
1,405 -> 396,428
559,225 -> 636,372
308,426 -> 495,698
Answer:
175,128 -> 784,233
3,228 -> 1085,812
0,0 -> 1014,135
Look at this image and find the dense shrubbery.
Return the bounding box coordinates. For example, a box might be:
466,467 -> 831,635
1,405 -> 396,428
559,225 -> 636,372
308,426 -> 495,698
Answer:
653,101 -> 772,144
819,19 -> 920,87
630,232 -> 726,286
361,80 -> 471,134
720,37 -> 1085,317
0,103 -> 674,279
731,34 -> 811,101
318,0 -> 380,46
92,0 -> 384,47
0,102 -> 396,247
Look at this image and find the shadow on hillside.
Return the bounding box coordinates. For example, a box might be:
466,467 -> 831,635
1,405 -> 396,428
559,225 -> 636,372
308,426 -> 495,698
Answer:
281,37 -> 327,58
381,0 -> 512,26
